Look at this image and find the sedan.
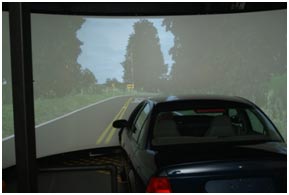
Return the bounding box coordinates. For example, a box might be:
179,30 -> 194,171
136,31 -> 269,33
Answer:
113,95 -> 286,193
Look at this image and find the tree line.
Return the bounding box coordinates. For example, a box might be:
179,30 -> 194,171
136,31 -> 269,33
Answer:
3,14 -> 286,116
3,14 -> 99,104
122,17 -> 286,110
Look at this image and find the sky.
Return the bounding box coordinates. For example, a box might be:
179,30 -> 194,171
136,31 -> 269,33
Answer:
76,18 -> 174,84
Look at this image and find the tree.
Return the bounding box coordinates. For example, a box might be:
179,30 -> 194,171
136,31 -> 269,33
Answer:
163,11 -> 286,101
80,69 -> 97,86
121,20 -> 167,92
31,14 -> 87,98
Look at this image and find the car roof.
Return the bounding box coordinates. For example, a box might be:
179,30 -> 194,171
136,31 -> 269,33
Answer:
147,95 -> 255,106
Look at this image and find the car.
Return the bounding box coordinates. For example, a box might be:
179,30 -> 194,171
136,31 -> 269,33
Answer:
113,95 -> 286,193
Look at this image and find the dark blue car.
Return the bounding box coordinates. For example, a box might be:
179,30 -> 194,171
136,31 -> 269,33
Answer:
113,95 -> 286,192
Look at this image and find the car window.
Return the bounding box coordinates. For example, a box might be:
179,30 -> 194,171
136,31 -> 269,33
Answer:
128,102 -> 145,129
152,105 -> 281,146
246,110 -> 265,135
132,103 -> 151,141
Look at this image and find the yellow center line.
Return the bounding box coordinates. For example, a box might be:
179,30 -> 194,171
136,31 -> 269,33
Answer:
104,98 -> 132,144
96,106 -> 125,145
96,97 -> 132,145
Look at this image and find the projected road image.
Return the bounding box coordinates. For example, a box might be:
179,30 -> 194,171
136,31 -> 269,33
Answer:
3,96 -> 142,167
2,10 -> 286,168
36,96 -> 138,156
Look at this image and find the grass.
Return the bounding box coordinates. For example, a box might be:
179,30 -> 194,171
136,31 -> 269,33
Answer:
2,104 -> 14,138
2,89 -> 158,138
34,91 -> 123,125
3,90 -> 286,142
2,90 -> 127,138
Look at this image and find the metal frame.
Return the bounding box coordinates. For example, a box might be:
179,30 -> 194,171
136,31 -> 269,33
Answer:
3,2 -> 286,16
5,2 -> 286,193
9,3 -> 38,192
39,165 -> 118,192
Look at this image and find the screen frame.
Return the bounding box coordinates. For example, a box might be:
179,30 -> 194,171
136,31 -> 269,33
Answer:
3,2 -> 286,16
3,2 -> 287,193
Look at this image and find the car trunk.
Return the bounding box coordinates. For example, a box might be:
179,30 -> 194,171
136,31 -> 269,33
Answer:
153,141 -> 286,192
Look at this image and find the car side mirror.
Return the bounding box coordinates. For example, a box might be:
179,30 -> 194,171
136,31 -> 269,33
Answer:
112,119 -> 129,128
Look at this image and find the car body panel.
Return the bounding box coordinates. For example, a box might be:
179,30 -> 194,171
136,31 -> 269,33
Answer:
116,95 -> 286,192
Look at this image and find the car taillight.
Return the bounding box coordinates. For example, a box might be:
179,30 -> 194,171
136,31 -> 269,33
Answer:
146,177 -> 172,193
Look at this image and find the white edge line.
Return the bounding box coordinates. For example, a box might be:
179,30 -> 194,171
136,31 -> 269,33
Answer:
2,95 -> 129,141
2,135 -> 14,141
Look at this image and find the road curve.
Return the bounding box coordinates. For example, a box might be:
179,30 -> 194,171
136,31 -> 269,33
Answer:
3,96 -> 139,168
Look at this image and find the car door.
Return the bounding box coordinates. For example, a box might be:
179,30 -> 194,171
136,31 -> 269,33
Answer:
128,103 -> 151,170
132,104 -> 156,183
121,101 -> 145,159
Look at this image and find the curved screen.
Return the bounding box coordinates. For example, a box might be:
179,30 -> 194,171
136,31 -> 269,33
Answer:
2,9 -> 286,168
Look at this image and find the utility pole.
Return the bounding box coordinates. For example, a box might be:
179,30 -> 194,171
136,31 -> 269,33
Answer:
130,48 -> 135,94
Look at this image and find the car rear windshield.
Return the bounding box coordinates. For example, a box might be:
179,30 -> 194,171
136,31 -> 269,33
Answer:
152,106 -> 282,146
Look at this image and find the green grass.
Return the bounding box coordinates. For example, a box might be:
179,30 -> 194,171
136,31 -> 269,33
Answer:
2,104 -> 14,138
4,90 -> 286,142
34,91 -> 123,125
2,89 -> 158,138
2,90 -> 125,138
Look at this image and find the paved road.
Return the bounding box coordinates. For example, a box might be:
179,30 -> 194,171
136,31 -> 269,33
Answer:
3,96 -> 143,168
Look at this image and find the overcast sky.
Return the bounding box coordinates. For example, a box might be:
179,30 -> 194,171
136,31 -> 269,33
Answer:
76,18 -> 174,84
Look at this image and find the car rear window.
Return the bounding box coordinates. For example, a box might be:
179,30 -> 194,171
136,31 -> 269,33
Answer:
152,107 -> 281,145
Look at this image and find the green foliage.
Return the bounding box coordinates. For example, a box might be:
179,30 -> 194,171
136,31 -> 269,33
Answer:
162,15 -> 286,97
121,19 -> 167,92
262,73 -> 287,141
162,14 -> 286,141
105,78 -> 120,86
267,73 -> 286,104
31,15 -> 97,99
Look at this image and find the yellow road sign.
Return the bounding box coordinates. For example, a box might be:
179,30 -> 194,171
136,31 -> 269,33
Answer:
127,83 -> 134,89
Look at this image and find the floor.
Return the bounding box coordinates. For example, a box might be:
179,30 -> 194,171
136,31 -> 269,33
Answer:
3,146 -> 130,193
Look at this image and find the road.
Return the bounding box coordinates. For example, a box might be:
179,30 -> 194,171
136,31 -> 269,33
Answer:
3,95 -> 143,168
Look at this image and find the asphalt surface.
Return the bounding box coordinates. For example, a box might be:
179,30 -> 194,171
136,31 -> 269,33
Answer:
3,95 -> 143,168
